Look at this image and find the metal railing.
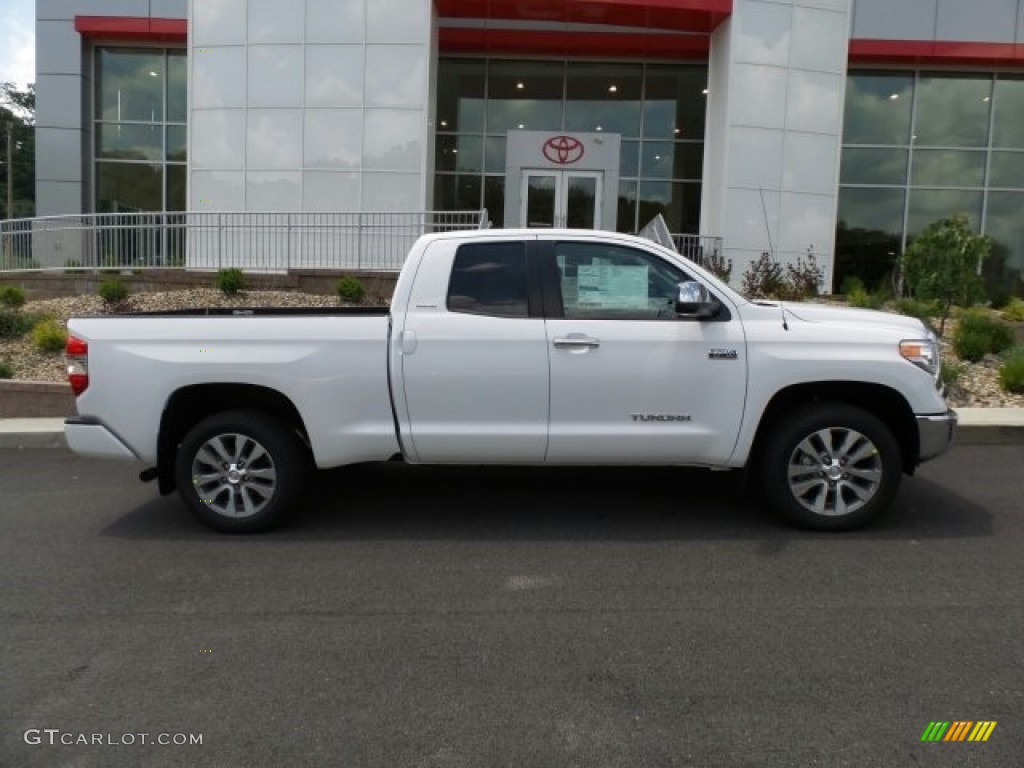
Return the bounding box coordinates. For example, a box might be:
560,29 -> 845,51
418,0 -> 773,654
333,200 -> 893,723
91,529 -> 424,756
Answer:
0,210 -> 489,272
672,233 -> 725,270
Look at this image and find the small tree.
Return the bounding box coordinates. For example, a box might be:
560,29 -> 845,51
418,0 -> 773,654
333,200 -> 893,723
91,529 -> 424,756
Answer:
901,214 -> 990,335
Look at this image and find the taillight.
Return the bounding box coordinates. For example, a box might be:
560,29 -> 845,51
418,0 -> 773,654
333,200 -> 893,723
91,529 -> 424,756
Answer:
66,336 -> 89,396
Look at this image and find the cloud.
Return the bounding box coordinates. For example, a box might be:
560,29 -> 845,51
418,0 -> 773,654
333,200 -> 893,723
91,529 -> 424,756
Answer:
0,2 -> 35,89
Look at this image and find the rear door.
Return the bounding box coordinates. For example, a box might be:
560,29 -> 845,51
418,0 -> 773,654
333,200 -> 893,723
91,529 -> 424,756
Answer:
395,237 -> 550,463
541,238 -> 747,465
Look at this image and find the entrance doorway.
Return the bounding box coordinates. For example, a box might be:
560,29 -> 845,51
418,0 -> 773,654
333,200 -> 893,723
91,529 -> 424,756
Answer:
522,171 -> 603,229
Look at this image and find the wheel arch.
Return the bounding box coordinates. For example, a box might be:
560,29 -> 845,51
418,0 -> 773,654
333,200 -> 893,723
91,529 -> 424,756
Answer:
157,384 -> 310,495
749,381 -> 919,475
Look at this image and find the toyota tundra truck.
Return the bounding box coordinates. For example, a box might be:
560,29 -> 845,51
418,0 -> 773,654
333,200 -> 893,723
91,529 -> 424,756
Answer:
63,229 -> 956,532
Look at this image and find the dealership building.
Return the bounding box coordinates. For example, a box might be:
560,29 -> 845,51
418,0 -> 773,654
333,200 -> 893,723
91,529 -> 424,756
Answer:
33,0 -> 1024,289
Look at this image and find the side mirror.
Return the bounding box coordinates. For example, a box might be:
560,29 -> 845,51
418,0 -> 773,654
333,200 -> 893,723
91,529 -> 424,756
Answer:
675,281 -> 717,319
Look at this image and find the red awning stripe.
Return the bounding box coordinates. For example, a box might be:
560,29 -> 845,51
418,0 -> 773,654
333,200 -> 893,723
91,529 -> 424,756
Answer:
440,27 -> 711,59
74,16 -> 187,43
435,0 -> 732,34
849,39 -> 1024,67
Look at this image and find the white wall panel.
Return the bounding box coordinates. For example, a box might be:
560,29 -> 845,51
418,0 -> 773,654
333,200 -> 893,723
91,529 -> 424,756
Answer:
247,45 -> 304,108
246,110 -> 304,169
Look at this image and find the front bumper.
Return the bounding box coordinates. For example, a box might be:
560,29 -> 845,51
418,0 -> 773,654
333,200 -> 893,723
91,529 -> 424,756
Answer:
916,409 -> 957,463
65,417 -> 139,461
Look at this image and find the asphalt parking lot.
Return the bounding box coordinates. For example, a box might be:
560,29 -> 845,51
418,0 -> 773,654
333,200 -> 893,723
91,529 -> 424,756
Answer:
1,443 -> 1022,767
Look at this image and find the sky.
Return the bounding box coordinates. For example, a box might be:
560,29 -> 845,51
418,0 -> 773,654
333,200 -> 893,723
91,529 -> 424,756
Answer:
0,0 -> 35,89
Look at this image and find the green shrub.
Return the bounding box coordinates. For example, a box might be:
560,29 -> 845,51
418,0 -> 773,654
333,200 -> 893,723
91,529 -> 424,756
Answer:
840,276 -> 865,297
64,258 -> 83,270
0,309 -> 38,339
31,318 -> 68,354
741,253 -> 787,299
847,286 -> 885,310
0,360 -> 13,379
939,360 -> 966,390
998,348 -> 1024,393
336,276 -> 366,304
953,311 -> 1015,361
98,279 -> 129,305
1002,297 -> 1024,323
785,251 -> 824,300
703,250 -> 733,284
0,285 -> 26,308
894,298 -> 940,331
216,268 -> 245,296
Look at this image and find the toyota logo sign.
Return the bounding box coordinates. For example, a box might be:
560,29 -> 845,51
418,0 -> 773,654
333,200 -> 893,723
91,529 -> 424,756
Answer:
543,135 -> 585,165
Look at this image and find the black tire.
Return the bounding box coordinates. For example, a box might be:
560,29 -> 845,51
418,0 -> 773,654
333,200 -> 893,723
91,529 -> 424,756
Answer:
175,409 -> 308,533
761,403 -> 902,531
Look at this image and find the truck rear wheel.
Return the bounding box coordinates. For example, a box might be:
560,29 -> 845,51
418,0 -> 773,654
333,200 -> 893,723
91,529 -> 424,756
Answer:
175,409 -> 307,533
761,403 -> 902,531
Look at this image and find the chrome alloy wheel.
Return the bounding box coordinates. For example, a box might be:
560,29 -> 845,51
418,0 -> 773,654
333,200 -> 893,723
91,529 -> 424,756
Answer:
191,432 -> 277,518
786,427 -> 883,517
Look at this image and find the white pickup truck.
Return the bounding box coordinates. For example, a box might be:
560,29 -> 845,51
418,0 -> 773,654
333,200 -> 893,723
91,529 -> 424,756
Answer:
64,229 -> 956,532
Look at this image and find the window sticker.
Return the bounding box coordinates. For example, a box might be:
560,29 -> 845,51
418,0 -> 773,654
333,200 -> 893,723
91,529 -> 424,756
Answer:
576,264 -> 649,309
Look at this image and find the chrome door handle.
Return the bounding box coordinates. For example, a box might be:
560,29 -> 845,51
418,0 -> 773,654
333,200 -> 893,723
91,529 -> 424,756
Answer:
552,336 -> 600,349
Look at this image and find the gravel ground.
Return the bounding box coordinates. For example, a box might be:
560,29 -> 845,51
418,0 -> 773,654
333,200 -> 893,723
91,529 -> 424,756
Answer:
1,289 -> 1022,408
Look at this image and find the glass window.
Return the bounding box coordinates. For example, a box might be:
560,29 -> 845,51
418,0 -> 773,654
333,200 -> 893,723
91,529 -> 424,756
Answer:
906,189 -> 983,237
97,49 -> 165,123
834,187 -> 905,291
989,151 -> 1024,189
914,74 -> 991,148
166,125 -> 187,162
843,72 -> 913,146
985,192 -> 1024,278
637,181 -> 700,234
993,77 -> 1024,149
554,241 -> 687,320
167,51 -> 187,123
486,60 -> 563,134
434,174 -> 482,212
484,177 -> 505,227
484,137 -> 506,173
436,59 -> 484,133
643,65 -> 706,140
435,135 -> 483,173
619,141 -> 639,177
617,180 -> 638,234
167,165 -> 187,211
565,62 -> 642,136
840,147 -> 908,185
641,142 -> 703,180
447,242 -> 528,317
911,149 -> 986,187
97,162 -> 163,213
97,124 -> 163,161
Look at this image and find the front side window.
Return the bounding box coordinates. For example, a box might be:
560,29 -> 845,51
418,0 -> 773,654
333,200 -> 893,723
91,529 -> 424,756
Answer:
554,242 -> 688,320
447,242 -> 529,318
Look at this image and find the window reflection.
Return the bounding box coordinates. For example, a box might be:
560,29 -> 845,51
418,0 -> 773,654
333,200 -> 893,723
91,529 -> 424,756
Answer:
906,189 -> 982,237
911,150 -> 986,187
914,74 -> 991,148
842,73 -> 912,146
835,187 -> 905,291
993,77 -> 1024,149
486,60 -> 564,133
565,62 -> 642,136
840,148 -> 907,185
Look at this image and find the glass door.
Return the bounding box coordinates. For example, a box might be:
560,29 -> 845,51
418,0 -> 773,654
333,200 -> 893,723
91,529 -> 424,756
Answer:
522,171 -> 603,228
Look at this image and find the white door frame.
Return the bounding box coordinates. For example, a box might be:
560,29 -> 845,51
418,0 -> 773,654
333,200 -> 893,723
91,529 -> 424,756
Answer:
521,170 -> 603,229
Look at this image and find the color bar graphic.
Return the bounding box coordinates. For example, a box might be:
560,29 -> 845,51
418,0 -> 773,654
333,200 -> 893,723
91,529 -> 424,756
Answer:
921,721 -> 996,742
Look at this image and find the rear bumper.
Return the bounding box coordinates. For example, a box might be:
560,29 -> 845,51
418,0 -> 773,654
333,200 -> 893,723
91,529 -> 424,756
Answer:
64,417 -> 139,461
916,409 -> 957,463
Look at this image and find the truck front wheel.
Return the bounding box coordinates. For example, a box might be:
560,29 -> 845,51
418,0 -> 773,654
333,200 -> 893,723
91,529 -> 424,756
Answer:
175,409 -> 308,533
761,403 -> 902,531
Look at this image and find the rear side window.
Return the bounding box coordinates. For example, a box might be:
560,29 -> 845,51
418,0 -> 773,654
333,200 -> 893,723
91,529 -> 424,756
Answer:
447,242 -> 529,318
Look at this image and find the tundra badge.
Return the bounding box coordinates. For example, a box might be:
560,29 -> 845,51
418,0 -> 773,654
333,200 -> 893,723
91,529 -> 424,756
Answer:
708,348 -> 738,360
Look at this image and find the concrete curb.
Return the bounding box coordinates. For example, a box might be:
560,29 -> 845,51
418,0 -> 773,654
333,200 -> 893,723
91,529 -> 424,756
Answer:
2,409 -> 1022,450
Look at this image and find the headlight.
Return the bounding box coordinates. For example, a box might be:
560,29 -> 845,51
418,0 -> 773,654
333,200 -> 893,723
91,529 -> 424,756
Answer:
900,337 -> 939,376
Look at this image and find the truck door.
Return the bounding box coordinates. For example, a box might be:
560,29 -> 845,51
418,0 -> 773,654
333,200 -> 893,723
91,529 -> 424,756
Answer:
541,238 -> 747,465
394,238 -> 550,463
